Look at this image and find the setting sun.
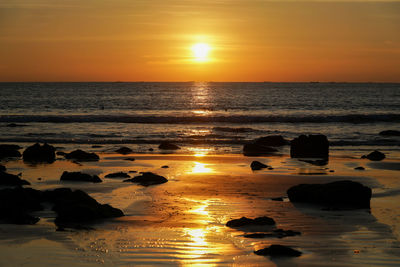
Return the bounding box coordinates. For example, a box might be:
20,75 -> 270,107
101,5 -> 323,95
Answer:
191,43 -> 211,62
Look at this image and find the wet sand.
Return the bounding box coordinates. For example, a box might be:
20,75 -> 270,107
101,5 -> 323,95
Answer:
1,152 -> 400,266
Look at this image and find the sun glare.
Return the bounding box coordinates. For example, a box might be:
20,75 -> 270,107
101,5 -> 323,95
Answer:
192,43 -> 210,62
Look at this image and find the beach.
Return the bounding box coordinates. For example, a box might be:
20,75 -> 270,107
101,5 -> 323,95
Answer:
1,147 -> 400,266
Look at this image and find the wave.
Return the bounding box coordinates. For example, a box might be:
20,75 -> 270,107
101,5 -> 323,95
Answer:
1,114 -> 400,124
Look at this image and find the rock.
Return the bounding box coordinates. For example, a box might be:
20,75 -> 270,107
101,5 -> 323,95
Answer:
244,229 -> 301,239
379,130 -> 400,136
128,170 -> 137,173
243,143 -> 277,156
161,165 -> 169,168
65,149 -> 99,161
104,172 -> 130,178
254,245 -> 302,257
290,134 -> 329,159
0,144 -> 22,159
287,180 -> 371,209
226,216 -> 275,228
149,148 -> 154,151
91,145 -> 102,148
60,171 -> 102,183
271,197 -> 283,201
44,188 -> 124,227
124,157 -> 135,161
300,159 -> 328,166
251,161 -> 268,170
354,166 -> 365,170
254,135 -> 287,147
124,172 -> 168,186
23,143 -> 56,163
115,147 -> 133,155
0,171 -> 30,186
158,142 -> 180,150
362,150 -> 385,161
0,164 -> 5,172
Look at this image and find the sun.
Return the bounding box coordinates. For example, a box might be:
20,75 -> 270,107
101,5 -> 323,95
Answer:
191,43 -> 211,62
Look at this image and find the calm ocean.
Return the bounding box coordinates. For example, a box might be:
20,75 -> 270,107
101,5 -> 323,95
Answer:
1,82 -> 399,156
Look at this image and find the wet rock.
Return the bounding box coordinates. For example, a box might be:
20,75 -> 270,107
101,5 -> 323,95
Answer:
271,197 -> 283,201
379,130 -> 400,136
251,161 -> 268,170
243,143 -> 277,156
255,135 -> 287,147
124,157 -> 135,161
128,170 -> 137,173
149,148 -> 154,151
65,149 -> 99,161
158,142 -> 180,150
161,165 -> 169,168
287,180 -> 371,209
0,171 -> 30,186
354,166 -> 365,170
22,143 -> 56,163
254,245 -> 302,257
91,145 -> 102,148
104,172 -> 130,178
56,151 -> 67,156
124,172 -> 168,186
226,216 -> 275,228
290,134 -> 329,159
60,171 -> 102,183
115,147 -> 133,155
362,150 -> 385,161
244,229 -> 301,239
0,144 -> 22,159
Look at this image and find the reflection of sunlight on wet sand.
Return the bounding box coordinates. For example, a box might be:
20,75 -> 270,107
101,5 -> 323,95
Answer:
190,147 -> 212,157
190,162 -> 213,174
192,110 -> 212,116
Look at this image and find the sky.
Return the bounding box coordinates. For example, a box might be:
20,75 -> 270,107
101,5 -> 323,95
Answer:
0,0 -> 399,82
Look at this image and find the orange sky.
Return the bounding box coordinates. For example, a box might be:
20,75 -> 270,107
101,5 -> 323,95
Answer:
0,0 -> 399,82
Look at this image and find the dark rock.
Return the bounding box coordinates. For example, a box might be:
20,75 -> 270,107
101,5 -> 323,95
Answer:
271,197 -> 283,201
290,134 -> 329,159
226,216 -> 275,228
104,172 -> 130,178
161,165 -> 169,168
244,229 -> 301,239
300,159 -> 328,166
91,145 -> 102,148
255,135 -> 287,147
287,180 -> 371,209
124,172 -> 168,186
254,245 -> 302,257
362,150 -> 385,161
267,167 -> 274,170
124,157 -> 135,161
0,164 -> 5,172
65,149 -> 99,161
149,148 -> 154,151
158,142 -> 180,150
0,144 -> 22,159
128,170 -> 137,173
115,147 -> 133,155
0,171 -> 30,186
60,171 -> 102,183
56,151 -> 67,156
379,130 -> 400,136
251,161 -> 268,170
243,143 -> 277,156
23,143 -> 56,163
354,166 -> 365,170
6,123 -> 27,127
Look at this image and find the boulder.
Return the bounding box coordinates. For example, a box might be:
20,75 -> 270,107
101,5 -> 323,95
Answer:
354,166 -> 365,170
226,216 -> 275,228
254,245 -> 302,257
250,161 -> 268,170
65,149 -> 99,161
243,143 -> 277,156
0,144 -> 22,159
379,130 -> 400,136
104,172 -> 130,178
115,147 -> 133,155
23,143 -> 56,163
158,142 -> 180,150
0,171 -> 30,186
362,150 -> 385,161
124,172 -> 168,186
290,134 -> 329,158
287,180 -> 371,209
60,171 -> 102,183
255,135 -> 287,147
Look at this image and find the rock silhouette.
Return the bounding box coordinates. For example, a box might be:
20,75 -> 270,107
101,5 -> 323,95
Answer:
379,130 -> 400,136
124,172 -> 168,186
250,161 -> 269,170
158,142 -> 180,150
115,147 -> 133,154
65,149 -> 99,161
362,150 -> 385,161
254,245 -> 302,257
60,171 -> 102,183
104,172 -> 130,178
226,216 -> 275,228
0,144 -> 22,159
0,171 -> 30,186
23,143 -> 55,163
290,134 -> 329,158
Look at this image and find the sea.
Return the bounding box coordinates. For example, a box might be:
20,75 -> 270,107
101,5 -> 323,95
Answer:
1,82 -> 399,157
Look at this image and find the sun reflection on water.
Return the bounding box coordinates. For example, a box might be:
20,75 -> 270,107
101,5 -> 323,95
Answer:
190,162 -> 213,174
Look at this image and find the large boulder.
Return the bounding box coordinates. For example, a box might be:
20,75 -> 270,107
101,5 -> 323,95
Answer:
158,142 -> 180,150
0,144 -> 22,159
23,143 -> 55,163
65,149 -> 99,161
254,135 -> 287,147
0,171 -> 30,186
379,130 -> 400,136
115,147 -> 133,155
362,150 -> 385,161
226,216 -> 275,228
254,245 -> 302,257
287,180 -> 371,209
290,134 -> 329,158
243,143 -> 277,156
124,172 -> 168,186
60,171 -> 102,183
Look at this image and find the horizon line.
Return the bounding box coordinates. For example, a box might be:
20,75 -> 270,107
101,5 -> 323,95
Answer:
0,81 -> 399,84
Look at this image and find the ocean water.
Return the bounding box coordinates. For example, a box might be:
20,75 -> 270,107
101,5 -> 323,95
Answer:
0,82 -> 399,155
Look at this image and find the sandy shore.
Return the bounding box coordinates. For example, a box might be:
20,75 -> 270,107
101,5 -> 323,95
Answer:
1,151 -> 400,266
